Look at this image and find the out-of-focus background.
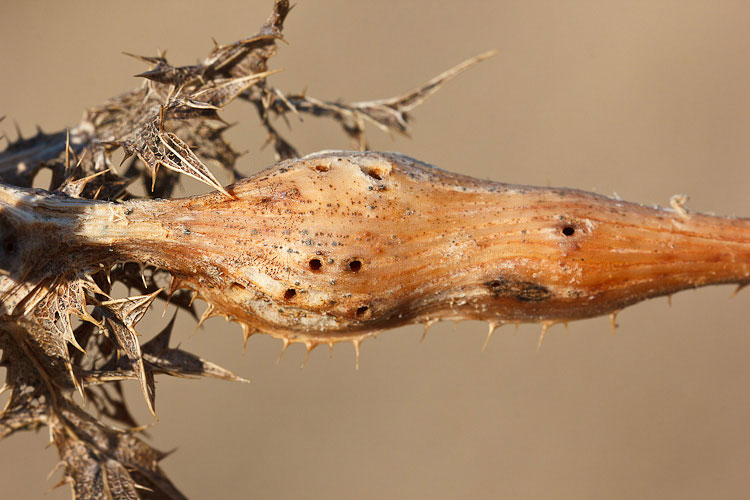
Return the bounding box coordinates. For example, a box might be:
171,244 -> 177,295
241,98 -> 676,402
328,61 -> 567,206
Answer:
2,1 -> 750,499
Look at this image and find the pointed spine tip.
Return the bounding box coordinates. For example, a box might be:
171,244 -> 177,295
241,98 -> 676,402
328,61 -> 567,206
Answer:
276,338 -> 290,364
241,323 -> 254,353
300,341 -> 318,368
194,303 -> 216,333
481,322 -> 499,352
352,338 -> 362,370
537,321 -> 553,352
610,311 -> 620,335
420,319 -> 438,342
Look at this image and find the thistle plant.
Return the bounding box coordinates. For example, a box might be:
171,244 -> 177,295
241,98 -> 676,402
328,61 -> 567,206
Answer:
1,2 -> 748,499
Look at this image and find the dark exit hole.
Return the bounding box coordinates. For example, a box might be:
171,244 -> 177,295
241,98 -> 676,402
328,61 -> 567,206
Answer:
356,306 -> 369,317
309,258 -> 322,271
284,289 -> 296,300
562,226 -> 575,236
3,237 -> 16,254
349,260 -> 362,272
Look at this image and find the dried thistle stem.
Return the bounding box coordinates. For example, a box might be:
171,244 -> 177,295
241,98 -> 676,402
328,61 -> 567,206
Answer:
4,151 -> 749,352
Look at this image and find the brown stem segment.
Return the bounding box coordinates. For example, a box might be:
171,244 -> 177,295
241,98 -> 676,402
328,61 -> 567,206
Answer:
3,151 -> 750,347
100,152 -> 750,344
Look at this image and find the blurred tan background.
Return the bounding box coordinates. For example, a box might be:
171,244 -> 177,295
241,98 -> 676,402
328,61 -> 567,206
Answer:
3,1 -> 750,499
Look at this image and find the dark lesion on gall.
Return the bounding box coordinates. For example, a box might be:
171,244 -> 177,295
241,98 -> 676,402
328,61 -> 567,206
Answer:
0,218 -> 22,274
485,277 -> 551,302
361,164 -> 389,181
355,305 -> 371,319
3,235 -> 16,255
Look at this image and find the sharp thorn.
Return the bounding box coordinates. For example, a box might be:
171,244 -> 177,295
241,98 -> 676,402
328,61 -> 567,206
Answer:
65,128 -> 71,171
276,338 -> 290,364
241,324 -> 253,353
139,263 -> 148,288
192,304 -> 215,337
420,319 -> 437,342
67,361 -> 86,406
732,282 -> 749,297
301,342 -> 317,368
536,322 -> 552,352
481,322 -> 498,352
352,338 -> 361,370
163,275 -> 180,315
46,461 -> 65,482
151,166 -> 158,191
610,311 -> 619,335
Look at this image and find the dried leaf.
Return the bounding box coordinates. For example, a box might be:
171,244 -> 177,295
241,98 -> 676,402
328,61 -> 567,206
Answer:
0,391 -> 46,440
190,70 -> 281,109
102,460 -> 140,500
50,402 -> 186,500
93,314 -> 248,383
102,313 -> 155,417
100,289 -> 161,331
250,51 -> 495,151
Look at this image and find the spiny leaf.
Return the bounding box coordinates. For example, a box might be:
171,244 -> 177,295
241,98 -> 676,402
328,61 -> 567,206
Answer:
99,291 -> 161,416
129,119 -> 231,198
100,289 -> 162,330
50,402 -> 186,500
108,265 -> 198,321
102,460 -> 140,500
0,391 -> 46,440
94,313 -> 248,383
0,129 -> 67,187
144,350 -> 248,383
158,131 -> 231,197
253,50 -> 496,151
104,316 -> 155,417
353,50 -> 498,130
189,69 -> 281,109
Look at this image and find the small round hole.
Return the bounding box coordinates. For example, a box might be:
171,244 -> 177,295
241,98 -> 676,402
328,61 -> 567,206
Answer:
349,260 -> 362,272
309,258 -> 322,271
368,171 -> 382,180
284,289 -> 296,300
314,164 -> 329,172
356,306 -> 369,317
562,226 -> 575,236
3,237 -> 16,254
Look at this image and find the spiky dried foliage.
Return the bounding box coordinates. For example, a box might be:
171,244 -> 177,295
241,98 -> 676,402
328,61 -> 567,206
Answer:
0,1 -> 491,497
